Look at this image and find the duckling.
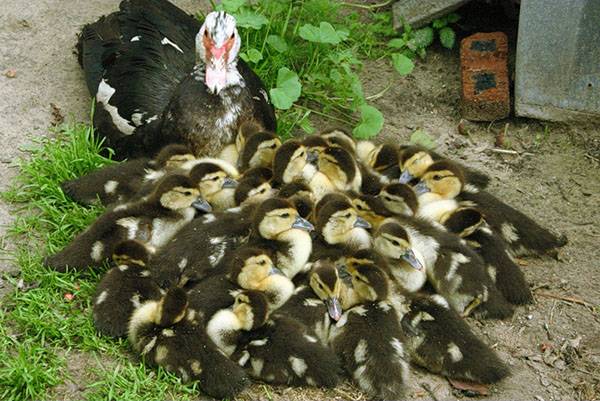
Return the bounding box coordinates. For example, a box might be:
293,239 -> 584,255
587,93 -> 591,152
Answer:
402,294 -> 510,383
443,208 -> 533,304
378,182 -> 419,217
231,313 -> 341,388
218,120 -> 263,167
93,240 -> 162,337
128,287 -> 249,398
309,145 -> 362,200
188,160 -> 239,211
310,195 -> 372,263
373,221 -> 427,294
247,198 -> 314,279
61,143 -> 195,206
238,131 -> 281,171
391,215 -> 514,319
272,140 -> 315,186
399,145 -> 490,190
207,290 -> 270,356
277,180 -> 315,219
413,160 -> 464,223
350,192 -> 395,230
318,127 -> 356,155
45,174 -> 208,272
365,143 -> 402,181
417,160 -> 567,257
329,259 -> 410,400
230,247 -> 295,310
233,167 -> 276,206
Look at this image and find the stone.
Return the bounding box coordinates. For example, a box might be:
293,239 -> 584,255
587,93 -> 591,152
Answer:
392,0 -> 471,30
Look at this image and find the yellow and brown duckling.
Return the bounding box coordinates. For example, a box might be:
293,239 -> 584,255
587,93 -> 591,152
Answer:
237,130 -> 281,171
378,182 -> 419,217
309,145 -> 362,200
44,174 -> 209,272
328,259 -> 410,400
272,140 -> 314,186
399,145 -> 491,191
416,160 -> 567,257
277,180 -> 316,220
128,287 -> 249,398
61,143 -> 195,206
92,240 -> 162,337
206,290 -> 270,356
217,120 -> 264,167
310,194 -> 372,263
233,167 -> 276,206
318,127 -> 356,155
247,198 -> 314,279
402,294 -> 510,384
373,221 -> 427,294
229,247 -> 295,310
389,215 -> 514,319
443,208 -> 533,304
413,160 -> 464,223
231,303 -> 342,388
187,160 -> 239,211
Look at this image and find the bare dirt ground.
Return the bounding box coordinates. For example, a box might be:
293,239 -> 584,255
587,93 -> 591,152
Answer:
1,1 -> 599,400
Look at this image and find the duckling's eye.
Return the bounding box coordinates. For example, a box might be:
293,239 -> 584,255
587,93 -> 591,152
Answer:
259,260 -> 266,266
269,143 -> 277,149
356,204 -> 365,211
391,240 -> 400,246
259,188 -> 266,193
184,191 -> 192,196
212,176 -> 220,181
280,213 -> 290,218
383,196 -> 393,202
299,151 -> 306,158
343,213 -> 351,219
433,175 -> 442,181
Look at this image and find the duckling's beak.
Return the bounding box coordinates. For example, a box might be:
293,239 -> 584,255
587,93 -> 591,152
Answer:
402,249 -> 423,270
307,150 -> 319,164
399,169 -> 414,184
325,296 -> 343,321
192,198 -> 213,213
353,216 -> 372,229
413,181 -> 430,195
222,177 -> 238,189
269,266 -> 285,276
291,216 -> 315,231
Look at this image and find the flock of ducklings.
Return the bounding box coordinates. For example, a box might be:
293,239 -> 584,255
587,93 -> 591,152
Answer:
47,122 -> 567,399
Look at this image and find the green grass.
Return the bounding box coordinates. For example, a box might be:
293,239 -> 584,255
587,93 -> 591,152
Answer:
0,124 -> 197,401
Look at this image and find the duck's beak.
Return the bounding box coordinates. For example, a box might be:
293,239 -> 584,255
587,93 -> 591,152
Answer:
353,216 -> 372,229
402,249 -> 423,270
222,177 -> 238,189
325,296 -> 343,321
268,266 -> 285,276
399,169 -> 414,184
413,181 -> 430,195
307,151 -> 319,164
291,216 -> 315,231
192,198 -> 212,213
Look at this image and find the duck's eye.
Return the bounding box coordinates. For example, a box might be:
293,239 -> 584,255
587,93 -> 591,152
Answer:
204,30 -> 209,37
280,213 -> 290,218
230,32 -> 235,39
433,175 -> 442,181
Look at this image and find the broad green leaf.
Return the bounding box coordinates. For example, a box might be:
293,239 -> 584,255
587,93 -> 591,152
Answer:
240,48 -> 263,63
266,35 -> 288,53
439,27 -> 456,49
269,67 -> 301,110
413,27 -> 434,48
388,38 -> 406,49
222,0 -> 246,13
432,18 -> 447,29
299,22 -> 348,44
391,53 -> 414,75
446,13 -> 461,24
409,129 -> 436,149
353,104 -> 384,139
234,9 -> 268,29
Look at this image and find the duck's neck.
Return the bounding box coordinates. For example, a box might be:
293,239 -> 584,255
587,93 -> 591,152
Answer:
275,229 -> 313,279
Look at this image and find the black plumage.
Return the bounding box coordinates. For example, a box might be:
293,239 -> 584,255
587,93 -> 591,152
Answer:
77,0 -> 275,159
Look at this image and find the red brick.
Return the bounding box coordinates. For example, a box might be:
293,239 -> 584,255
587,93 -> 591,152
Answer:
460,32 -> 510,121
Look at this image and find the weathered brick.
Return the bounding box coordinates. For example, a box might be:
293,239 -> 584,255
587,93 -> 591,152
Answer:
460,32 -> 510,121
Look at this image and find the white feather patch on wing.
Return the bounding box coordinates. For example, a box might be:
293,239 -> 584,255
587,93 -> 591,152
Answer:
96,79 -> 136,135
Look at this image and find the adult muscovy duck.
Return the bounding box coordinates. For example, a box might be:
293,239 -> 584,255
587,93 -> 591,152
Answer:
77,0 -> 276,159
